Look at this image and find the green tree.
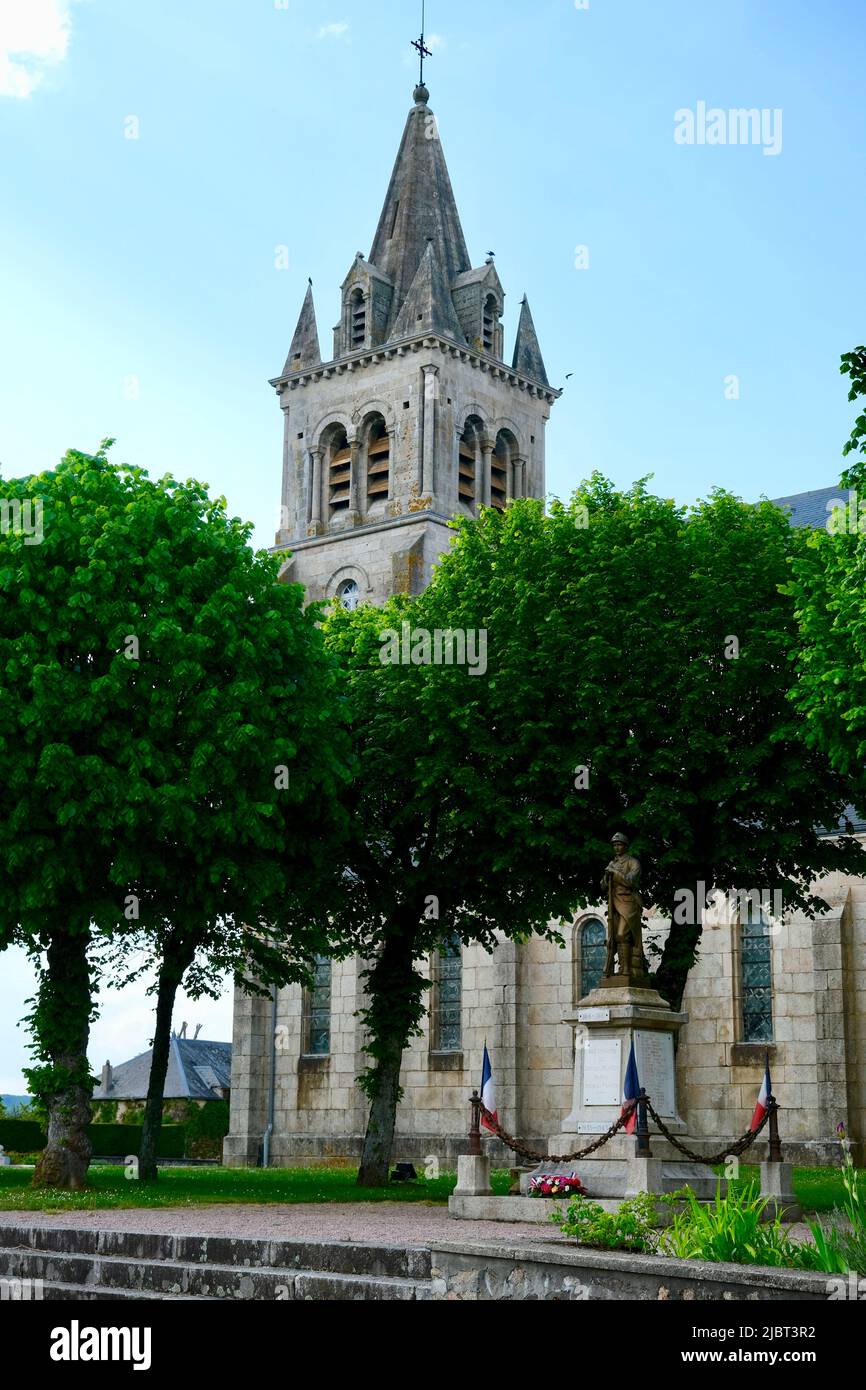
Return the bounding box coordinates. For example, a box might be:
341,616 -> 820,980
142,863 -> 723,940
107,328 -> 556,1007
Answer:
0,443 -> 347,1187
787,348 -> 866,793
325,481 -> 863,1186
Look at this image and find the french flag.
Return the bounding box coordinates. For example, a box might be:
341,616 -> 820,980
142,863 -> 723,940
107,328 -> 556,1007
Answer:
480,1043 -> 498,1132
621,1039 -> 640,1135
750,1054 -> 772,1132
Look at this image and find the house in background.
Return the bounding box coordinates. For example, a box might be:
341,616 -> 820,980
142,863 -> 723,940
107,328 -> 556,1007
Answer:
93,1030 -> 231,1122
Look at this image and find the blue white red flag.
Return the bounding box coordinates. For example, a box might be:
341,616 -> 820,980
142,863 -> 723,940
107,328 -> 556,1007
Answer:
750,1054 -> 772,1131
621,1039 -> 640,1135
480,1044 -> 497,1132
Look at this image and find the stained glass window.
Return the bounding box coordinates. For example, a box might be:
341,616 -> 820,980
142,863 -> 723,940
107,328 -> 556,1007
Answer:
304,955 -> 332,1056
580,917 -> 607,998
432,936 -> 462,1052
741,904 -> 773,1043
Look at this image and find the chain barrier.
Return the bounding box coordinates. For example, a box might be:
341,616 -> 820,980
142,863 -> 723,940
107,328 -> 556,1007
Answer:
476,1096 -> 776,1169
643,1097 -> 775,1167
477,1100 -> 638,1164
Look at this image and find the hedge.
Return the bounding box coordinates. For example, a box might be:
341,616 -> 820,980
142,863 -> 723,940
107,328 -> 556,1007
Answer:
0,1119 -> 45,1152
0,1119 -> 185,1159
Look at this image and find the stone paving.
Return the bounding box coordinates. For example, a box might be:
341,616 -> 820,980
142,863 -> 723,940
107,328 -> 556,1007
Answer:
0,1202 -> 568,1246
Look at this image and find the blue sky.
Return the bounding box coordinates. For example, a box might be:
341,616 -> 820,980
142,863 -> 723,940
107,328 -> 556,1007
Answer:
1,0 -> 864,1089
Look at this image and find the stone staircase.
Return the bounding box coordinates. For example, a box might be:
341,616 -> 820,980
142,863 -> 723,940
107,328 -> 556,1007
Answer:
0,1224 -> 436,1301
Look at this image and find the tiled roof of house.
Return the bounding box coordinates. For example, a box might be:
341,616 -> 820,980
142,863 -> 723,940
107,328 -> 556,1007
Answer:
93,1038 -> 231,1101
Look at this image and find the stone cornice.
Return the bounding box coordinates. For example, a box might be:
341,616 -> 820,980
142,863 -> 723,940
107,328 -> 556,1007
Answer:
269,333 -> 561,404
272,509 -> 458,558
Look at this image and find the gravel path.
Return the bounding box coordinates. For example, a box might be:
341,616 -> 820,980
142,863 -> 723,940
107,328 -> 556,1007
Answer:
0,1203 -> 566,1246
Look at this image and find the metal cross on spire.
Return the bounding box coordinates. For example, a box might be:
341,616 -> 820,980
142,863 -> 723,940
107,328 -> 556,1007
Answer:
411,0 -> 432,86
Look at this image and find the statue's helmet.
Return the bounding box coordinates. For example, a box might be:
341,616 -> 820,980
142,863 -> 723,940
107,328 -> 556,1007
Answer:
611,832 -> 629,845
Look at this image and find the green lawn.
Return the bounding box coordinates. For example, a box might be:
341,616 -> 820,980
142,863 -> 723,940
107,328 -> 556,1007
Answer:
0,1162 -> 860,1213
0,1164 -> 514,1212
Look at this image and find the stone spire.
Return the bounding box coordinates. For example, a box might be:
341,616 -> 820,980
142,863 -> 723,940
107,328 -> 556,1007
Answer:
390,240 -> 466,343
284,281 -> 321,374
368,86 -> 471,334
512,296 -> 549,387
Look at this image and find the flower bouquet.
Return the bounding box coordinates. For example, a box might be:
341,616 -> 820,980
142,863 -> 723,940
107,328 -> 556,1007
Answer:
529,1172 -> 588,1199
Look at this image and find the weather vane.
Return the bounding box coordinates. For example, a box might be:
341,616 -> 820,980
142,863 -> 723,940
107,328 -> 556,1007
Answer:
412,0 -> 432,86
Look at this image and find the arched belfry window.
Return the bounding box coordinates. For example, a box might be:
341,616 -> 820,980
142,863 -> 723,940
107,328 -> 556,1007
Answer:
459,417 -> 482,508
482,294 -> 501,356
492,431 -> 515,511
365,416 -> 390,504
350,288 -> 366,350
326,425 -> 351,516
578,917 -> 606,1000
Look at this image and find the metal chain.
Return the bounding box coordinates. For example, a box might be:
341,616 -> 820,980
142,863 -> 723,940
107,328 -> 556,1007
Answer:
477,1101 -> 638,1164
643,1097 -> 775,1167
476,1097 -> 776,1169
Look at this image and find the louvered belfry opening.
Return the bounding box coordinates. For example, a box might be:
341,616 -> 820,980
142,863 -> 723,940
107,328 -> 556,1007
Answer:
350,288 -> 366,350
366,416 -> 390,504
459,418 -> 481,508
327,426 -> 352,516
492,428 -> 517,511
492,432 -> 512,510
483,294 -> 498,355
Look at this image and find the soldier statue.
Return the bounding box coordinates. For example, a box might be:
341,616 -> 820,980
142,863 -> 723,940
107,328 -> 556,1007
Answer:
602,833 -> 647,981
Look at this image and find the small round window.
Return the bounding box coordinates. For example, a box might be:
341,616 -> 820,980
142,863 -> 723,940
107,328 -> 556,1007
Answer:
336,579 -> 361,611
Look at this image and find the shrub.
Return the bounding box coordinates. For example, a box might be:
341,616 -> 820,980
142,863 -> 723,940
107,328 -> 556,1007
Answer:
87,1124 -> 185,1159
0,1119 -> 47,1153
556,1191 -> 658,1253
658,1182 -> 797,1268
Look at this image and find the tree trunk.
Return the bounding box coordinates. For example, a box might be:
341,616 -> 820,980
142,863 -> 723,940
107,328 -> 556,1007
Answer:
138,951 -> 189,1183
356,930 -> 424,1188
356,1032 -> 406,1188
32,929 -> 93,1191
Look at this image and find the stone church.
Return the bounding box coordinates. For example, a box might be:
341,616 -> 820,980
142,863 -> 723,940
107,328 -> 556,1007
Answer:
224,83 -> 865,1172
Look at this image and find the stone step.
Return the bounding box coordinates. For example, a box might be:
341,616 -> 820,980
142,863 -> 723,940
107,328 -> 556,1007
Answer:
38,1281 -> 219,1301
0,1231 -> 435,1301
0,1225 -> 430,1280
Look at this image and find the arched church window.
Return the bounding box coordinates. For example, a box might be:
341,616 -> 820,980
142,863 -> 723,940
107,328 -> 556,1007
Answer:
350,288 -> 366,350
491,435 -> 510,511
303,955 -> 332,1056
482,294 -> 498,355
328,427 -> 352,515
579,917 -> 607,999
366,417 -> 390,504
458,420 -> 480,508
336,578 -> 360,611
740,901 -> 773,1043
431,935 -> 462,1052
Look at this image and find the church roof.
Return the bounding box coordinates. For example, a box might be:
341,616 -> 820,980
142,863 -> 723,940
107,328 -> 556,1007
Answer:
390,241 -> 467,343
368,86 -> 471,335
769,484 -> 847,528
284,282 -> 321,374
512,296 -> 549,387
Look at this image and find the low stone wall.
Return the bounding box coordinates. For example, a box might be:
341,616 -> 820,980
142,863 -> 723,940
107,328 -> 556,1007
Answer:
428,1240 -> 831,1301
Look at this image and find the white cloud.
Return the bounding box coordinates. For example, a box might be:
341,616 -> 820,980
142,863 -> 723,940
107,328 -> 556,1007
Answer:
0,0 -> 76,99
316,21 -> 349,41
426,33 -> 445,51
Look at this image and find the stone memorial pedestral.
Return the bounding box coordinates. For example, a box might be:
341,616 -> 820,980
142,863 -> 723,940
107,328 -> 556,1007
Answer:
540,980 -> 718,1200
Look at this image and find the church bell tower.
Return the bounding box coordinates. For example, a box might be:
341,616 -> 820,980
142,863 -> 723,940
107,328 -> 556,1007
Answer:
272,79 -> 560,607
